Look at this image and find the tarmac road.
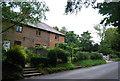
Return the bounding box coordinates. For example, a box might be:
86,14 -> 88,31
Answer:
25,61 -> 119,79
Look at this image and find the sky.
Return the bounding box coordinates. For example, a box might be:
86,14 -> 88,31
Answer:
42,0 -> 105,43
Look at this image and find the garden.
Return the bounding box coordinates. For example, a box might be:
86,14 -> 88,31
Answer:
2,43 -> 109,80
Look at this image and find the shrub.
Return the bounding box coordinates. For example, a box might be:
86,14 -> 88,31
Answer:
76,52 -> 89,60
72,57 -> 78,62
55,43 -> 68,50
90,52 -> 103,60
47,49 -> 57,66
2,60 -> 23,79
47,48 -> 68,66
24,49 -> 34,63
73,59 -> 106,67
56,48 -> 68,63
29,47 -> 48,56
30,56 -> 49,67
6,45 -> 27,67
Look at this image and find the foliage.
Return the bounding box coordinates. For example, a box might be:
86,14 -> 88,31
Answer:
6,45 -> 27,67
94,24 -> 106,41
92,43 -> 99,52
112,58 -> 120,61
47,48 -> 57,66
76,52 -> 89,60
73,59 -> 106,67
30,56 -> 49,67
55,43 -> 68,50
24,49 -> 34,63
29,46 -> 48,56
90,52 -> 103,60
56,48 -> 68,63
65,0 -> 96,14
65,1 -> 120,33
1,2 -> 49,34
104,28 -> 120,52
2,60 -> 23,79
96,2 -> 120,32
47,48 -> 68,66
79,31 -> 93,52
46,63 -> 75,73
2,2 -> 49,23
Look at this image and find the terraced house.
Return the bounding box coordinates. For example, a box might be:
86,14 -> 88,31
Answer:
2,21 -> 65,48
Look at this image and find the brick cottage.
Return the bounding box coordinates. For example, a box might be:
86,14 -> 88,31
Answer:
2,21 -> 65,48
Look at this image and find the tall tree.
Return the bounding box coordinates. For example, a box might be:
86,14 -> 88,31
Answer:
79,31 -> 93,52
1,2 -> 49,34
65,31 -> 80,46
94,24 -> 106,41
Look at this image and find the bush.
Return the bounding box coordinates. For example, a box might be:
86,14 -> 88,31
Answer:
30,56 -> 49,67
47,49 -> 57,66
55,43 -> 68,50
24,49 -> 34,63
6,45 -> 27,67
76,52 -> 89,60
90,52 -> 103,60
29,47 -> 48,56
56,48 -> 68,63
2,60 -> 23,79
73,59 -> 106,67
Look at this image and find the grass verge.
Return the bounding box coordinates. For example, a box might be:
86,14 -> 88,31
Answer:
38,63 -> 75,74
112,58 -> 120,61
73,59 -> 106,67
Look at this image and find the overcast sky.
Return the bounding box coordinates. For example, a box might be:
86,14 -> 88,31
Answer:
42,0 -> 105,43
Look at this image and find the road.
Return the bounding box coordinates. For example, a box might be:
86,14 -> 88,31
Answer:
23,62 -> 119,79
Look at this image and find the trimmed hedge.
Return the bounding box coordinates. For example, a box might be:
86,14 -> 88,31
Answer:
90,52 -> 103,60
47,48 -> 68,66
47,49 -> 57,66
30,56 -> 49,67
76,52 -> 89,60
75,52 -> 103,61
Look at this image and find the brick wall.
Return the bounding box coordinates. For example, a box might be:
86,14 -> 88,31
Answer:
3,22 -> 50,48
49,33 -> 64,48
3,22 -> 65,48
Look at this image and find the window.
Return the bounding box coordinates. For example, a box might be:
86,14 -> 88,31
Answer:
16,26 -> 23,32
55,34 -> 59,41
36,30 -> 41,36
14,41 -> 21,45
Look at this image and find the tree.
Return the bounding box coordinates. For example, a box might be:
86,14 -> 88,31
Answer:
79,31 -> 93,52
94,24 -> 106,41
96,2 -> 120,32
65,0 -> 97,14
1,2 -> 49,34
104,27 -> 120,52
65,0 -> 120,33
53,26 -> 59,31
60,26 -> 68,34
99,27 -> 120,56
65,31 -> 80,46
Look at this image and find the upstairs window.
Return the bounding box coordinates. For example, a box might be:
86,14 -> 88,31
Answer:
55,34 -> 59,41
36,30 -> 41,36
16,26 -> 22,32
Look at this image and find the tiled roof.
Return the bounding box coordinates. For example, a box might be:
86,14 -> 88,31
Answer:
27,22 -> 65,36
